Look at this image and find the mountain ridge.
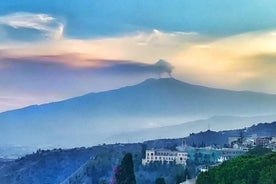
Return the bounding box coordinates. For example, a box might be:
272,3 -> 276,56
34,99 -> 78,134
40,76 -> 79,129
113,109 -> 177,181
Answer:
2,77 -> 276,115
1,77 -> 276,147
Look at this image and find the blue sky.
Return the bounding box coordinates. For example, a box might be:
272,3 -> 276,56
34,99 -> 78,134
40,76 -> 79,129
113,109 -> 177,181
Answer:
0,0 -> 276,111
1,0 -> 276,38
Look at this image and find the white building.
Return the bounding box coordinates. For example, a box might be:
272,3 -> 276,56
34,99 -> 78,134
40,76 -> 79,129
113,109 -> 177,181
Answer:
180,179 -> 196,184
199,167 -> 208,172
142,149 -> 188,165
218,148 -> 246,162
270,136 -> 276,143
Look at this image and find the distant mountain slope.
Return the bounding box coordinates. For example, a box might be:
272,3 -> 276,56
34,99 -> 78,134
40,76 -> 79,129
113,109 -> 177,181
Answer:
185,121 -> 276,147
1,78 -> 276,147
109,115 -> 276,143
142,121 -> 276,149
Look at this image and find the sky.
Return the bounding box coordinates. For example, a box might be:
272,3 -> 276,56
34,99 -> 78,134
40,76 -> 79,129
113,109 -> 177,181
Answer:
0,0 -> 276,112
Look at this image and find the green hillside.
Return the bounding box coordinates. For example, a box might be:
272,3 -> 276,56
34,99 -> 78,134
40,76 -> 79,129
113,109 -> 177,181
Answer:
197,149 -> 276,184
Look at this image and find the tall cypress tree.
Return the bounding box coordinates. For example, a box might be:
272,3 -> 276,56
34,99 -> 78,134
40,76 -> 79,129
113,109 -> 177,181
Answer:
115,153 -> 136,184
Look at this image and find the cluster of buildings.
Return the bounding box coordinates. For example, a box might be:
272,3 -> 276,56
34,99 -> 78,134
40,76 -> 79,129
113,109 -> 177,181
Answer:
228,136 -> 276,150
141,135 -> 276,166
141,147 -> 246,166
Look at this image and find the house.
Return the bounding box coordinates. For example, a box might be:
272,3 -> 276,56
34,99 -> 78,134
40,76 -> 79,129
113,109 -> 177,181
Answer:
219,148 -> 246,161
142,149 -> 188,165
255,137 -> 270,146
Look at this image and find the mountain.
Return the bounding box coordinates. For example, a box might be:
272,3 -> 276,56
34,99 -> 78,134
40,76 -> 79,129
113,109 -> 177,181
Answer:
142,121 -> 276,149
109,115 -> 276,143
0,77 -> 276,147
0,145 -> 36,160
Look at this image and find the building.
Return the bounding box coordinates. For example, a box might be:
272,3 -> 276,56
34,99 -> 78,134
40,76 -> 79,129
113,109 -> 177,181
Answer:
270,136 -> 276,143
179,179 -> 196,184
199,166 -> 208,172
255,137 -> 270,146
218,148 -> 247,161
228,137 -> 240,145
142,149 -> 188,165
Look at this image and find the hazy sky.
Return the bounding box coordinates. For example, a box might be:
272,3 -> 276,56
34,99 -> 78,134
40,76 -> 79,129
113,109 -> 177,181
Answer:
1,0 -> 276,112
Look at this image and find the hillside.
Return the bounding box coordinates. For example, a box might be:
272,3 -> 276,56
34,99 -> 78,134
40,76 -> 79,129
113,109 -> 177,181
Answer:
0,121 -> 275,184
0,144 -> 142,184
143,121 -> 276,148
197,151 -> 276,184
1,78 -> 276,147
109,115 -> 276,143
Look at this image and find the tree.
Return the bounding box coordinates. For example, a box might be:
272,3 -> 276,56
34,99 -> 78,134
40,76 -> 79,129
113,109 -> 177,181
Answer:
155,177 -> 166,184
99,179 -> 108,184
186,159 -> 196,179
167,144 -> 178,151
115,153 -> 136,184
238,129 -> 245,146
247,146 -> 272,156
196,152 -> 276,184
174,165 -> 186,184
141,144 -> 147,159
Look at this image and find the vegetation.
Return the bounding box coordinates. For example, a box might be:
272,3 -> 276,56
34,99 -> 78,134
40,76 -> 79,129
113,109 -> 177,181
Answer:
197,149 -> 276,184
155,177 -> 166,184
247,146 -> 272,156
114,153 -> 136,184
2,122 -> 275,184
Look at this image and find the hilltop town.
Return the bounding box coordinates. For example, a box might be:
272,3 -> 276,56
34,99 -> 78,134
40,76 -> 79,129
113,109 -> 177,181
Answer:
1,121 -> 273,184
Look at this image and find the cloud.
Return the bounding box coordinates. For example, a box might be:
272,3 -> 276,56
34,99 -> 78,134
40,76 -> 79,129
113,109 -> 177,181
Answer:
0,12 -> 63,40
0,29 -> 204,69
173,30 -> 276,92
94,59 -> 174,77
0,56 -> 175,112
1,28 -> 276,111
247,53 -> 276,65
1,54 -> 174,77
3,0 -> 276,38
1,29 -> 276,91
0,29 -> 206,61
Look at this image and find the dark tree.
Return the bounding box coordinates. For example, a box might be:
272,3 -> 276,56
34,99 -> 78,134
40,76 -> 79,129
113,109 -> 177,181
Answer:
238,129 -> 245,146
141,144 -> 147,159
174,165 -> 186,184
115,153 -> 136,184
155,177 -> 166,184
